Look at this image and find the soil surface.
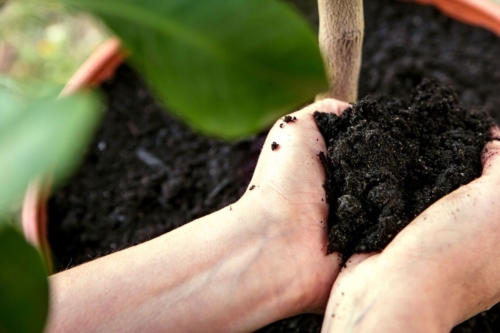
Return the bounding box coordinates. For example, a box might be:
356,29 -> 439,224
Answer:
48,66 -> 265,267
315,80 -> 492,260
48,0 -> 500,332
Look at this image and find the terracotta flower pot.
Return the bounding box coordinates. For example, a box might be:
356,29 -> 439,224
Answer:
412,0 -> 500,36
21,0 -> 500,269
21,38 -> 124,271
60,38 -> 124,96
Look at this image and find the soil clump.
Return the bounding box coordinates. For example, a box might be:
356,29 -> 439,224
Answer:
314,80 -> 492,261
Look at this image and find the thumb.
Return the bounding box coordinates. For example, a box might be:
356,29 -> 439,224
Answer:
481,126 -> 500,178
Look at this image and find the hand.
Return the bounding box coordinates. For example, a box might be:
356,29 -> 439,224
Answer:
47,99 -> 350,333
321,129 -> 500,333
239,98 -> 350,315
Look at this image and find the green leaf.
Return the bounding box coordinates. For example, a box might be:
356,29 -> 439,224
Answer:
0,90 -> 101,215
62,0 -> 327,139
0,224 -> 49,333
0,79 -> 65,134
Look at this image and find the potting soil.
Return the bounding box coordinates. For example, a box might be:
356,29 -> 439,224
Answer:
315,80 -> 492,260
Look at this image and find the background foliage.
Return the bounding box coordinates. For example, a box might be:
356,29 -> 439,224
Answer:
0,0 -> 107,84
0,224 -> 49,333
63,0 -> 327,138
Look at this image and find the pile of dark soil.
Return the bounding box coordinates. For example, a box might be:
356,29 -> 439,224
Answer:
48,0 -> 500,332
314,80 -> 492,260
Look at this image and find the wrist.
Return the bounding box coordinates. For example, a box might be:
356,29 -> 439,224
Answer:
228,197 -> 327,317
177,198 -> 318,330
235,192 -> 341,316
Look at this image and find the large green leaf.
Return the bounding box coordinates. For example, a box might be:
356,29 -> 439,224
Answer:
0,90 -> 101,215
0,224 -> 49,333
62,0 -> 327,139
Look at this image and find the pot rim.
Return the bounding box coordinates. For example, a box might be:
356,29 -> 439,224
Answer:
21,38 -> 124,269
413,0 -> 500,36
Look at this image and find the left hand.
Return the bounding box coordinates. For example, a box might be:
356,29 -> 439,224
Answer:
239,98 -> 350,315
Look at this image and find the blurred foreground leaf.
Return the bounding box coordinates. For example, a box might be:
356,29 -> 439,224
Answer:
0,88 -> 101,215
62,0 -> 327,139
0,224 -> 49,333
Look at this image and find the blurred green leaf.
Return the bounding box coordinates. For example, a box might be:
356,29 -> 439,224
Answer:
0,224 -> 49,333
0,88 -> 26,133
0,78 -> 61,133
0,89 -> 101,215
62,0 -> 327,139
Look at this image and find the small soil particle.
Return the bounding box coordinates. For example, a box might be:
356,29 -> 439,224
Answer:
271,142 -> 280,151
284,115 -> 297,123
314,80 -> 492,260
249,185 -> 256,191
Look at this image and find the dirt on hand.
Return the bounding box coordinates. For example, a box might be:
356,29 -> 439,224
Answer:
314,79 -> 493,261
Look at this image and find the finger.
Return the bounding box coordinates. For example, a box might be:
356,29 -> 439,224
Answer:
481,126 -> 500,178
343,252 -> 377,268
292,98 -> 350,118
266,98 -> 350,151
264,98 -> 350,152
250,99 -> 350,196
330,253 -> 379,289
491,125 -> 500,140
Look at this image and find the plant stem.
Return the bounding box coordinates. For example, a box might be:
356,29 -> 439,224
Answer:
316,0 -> 364,102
